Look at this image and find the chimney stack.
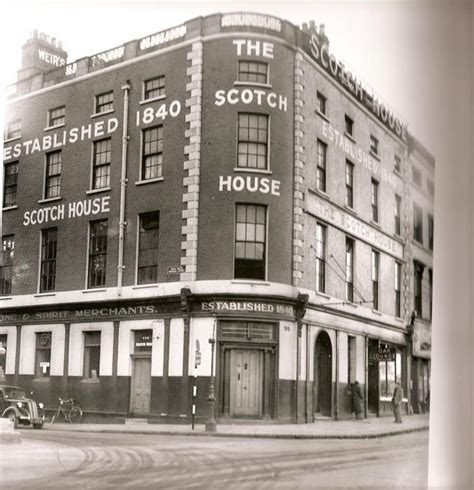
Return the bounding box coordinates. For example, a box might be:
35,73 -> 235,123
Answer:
17,31 -> 68,82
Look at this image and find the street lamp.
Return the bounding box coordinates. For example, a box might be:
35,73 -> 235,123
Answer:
205,319 -> 217,432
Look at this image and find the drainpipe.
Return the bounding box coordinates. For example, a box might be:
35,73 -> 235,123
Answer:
335,330 -> 339,420
295,323 -> 300,423
305,323 -> 310,422
117,81 -> 131,296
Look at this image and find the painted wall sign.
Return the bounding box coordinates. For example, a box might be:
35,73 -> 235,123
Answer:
308,34 -> 407,142
221,13 -> 282,32
91,46 -> 124,67
307,191 -> 404,259
201,300 -> 294,317
233,39 -> 274,59
139,24 -> 187,51
369,345 -> 396,362
167,265 -> 185,274
219,175 -> 280,196
22,196 -> 110,226
215,89 -> 287,112
38,48 -> 66,67
322,121 -> 398,189
3,118 -> 119,161
0,305 -> 158,324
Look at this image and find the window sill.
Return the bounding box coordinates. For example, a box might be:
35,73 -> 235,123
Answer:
82,288 -> 107,293
86,187 -> 111,195
4,136 -> 21,144
369,150 -> 380,161
372,309 -> 383,316
345,302 -> 358,309
370,220 -> 382,230
132,283 -> 159,289
315,111 -> 330,123
38,196 -> 62,204
315,291 -> 330,300
135,177 -> 164,186
2,205 -> 18,211
91,109 -> 114,119
139,95 -> 166,105
44,123 -> 66,132
344,205 -> 357,216
0,296 -> 13,300
309,187 -> 330,200
234,81 -> 272,89
233,167 -> 272,175
231,279 -> 271,286
395,316 -> 404,323
34,293 -> 56,297
344,133 -> 356,144
393,169 -> 403,178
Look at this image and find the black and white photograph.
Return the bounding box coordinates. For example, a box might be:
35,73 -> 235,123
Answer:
0,1 -> 472,488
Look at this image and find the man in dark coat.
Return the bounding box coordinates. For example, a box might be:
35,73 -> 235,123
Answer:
352,381 -> 364,419
392,381 -> 403,423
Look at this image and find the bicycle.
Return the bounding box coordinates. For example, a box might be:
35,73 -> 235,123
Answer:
51,397 -> 83,424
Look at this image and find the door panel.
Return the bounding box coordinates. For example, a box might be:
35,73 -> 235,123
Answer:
230,349 -> 262,417
130,358 -> 151,416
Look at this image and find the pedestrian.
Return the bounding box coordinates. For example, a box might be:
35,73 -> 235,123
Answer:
351,381 -> 364,420
391,380 -> 403,423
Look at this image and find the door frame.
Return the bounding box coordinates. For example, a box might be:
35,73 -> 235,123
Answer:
313,330 -> 333,417
129,353 -> 152,417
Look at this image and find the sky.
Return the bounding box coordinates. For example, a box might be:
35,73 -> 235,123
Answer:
0,1 -> 472,484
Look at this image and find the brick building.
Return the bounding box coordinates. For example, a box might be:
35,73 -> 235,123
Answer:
1,13 -> 434,423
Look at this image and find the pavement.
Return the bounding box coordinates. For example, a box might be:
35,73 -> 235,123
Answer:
43,413 -> 430,439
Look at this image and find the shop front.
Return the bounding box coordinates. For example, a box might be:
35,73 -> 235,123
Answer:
411,319 -> 431,413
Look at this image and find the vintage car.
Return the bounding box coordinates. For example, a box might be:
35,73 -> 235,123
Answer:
0,385 -> 45,429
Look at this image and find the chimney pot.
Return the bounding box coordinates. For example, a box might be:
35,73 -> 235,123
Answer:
319,24 -> 325,36
309,20 -> 316,30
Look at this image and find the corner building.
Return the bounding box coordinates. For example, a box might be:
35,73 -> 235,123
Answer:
1,13 -> 434,423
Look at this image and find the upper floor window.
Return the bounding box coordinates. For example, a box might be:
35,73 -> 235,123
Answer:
48,106 -> 65,127
3,162 -> 18,208
6,120 -> 21,140
395,194 -> 402,236
395,261 -> 402,318
315,223 -> 326,293
138,211 -> 160,284
369,135 -> 379,155
345,237 -> 354,302
413,203 -> 423,243
412,166 -> 422,187
371,250 -> 380,310
234,204 -> 266,281
344,115 -> 354,137
414,261 -> 424,317
394,155 -> 401,173
345,160 -> 354,208
92,138 -> 111,190
35,332 -> 51,379
237,113 -> 268,170
316,139 -> 327,192
45,151 -> 62,199
144,76 -> 165,100
371,179 -> 379,223
95,91 -> 114,114
40,227 -> 57,293
88,220 -> 108,288
0,236 -> 14,296
428,214 -> 434,250
141,126 -> 163,180
84,331 -> 101,379
427,179 -> 435,197
238,61 -> 268,84
316,91 -> 327,116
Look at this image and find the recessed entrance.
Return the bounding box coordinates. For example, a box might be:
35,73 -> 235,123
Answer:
129,357 -> 151,417
229,349 -> 263,417
314,330 -> 332,417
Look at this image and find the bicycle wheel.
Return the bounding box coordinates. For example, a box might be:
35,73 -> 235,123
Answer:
68,406 -> 82,423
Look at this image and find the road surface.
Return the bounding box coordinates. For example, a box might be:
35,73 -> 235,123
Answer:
2,429 -> 428,489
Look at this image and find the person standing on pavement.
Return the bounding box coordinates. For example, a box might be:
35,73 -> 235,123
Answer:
391,380 -> 403,423
351,381 -> 364,420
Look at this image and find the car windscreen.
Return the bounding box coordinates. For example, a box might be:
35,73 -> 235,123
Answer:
3,388 -> 26,399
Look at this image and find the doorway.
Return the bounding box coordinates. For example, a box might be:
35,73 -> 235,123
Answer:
129,357 -> 151,417
314,331 -> 332,417
229,349 -> 263,418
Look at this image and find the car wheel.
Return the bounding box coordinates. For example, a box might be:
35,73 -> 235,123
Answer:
7,412 -> 18,429
33,423 -> 43,430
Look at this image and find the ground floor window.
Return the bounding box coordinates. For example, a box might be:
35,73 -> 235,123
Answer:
379,350 -> 402,397
84,331 -> 101,379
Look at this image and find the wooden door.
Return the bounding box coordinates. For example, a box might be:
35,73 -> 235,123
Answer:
230,349 -> 263,417
315,331 -> 332,416
130,357 -> 151,416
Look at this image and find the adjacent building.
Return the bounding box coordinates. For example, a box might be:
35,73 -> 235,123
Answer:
1,13 -> 434,423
